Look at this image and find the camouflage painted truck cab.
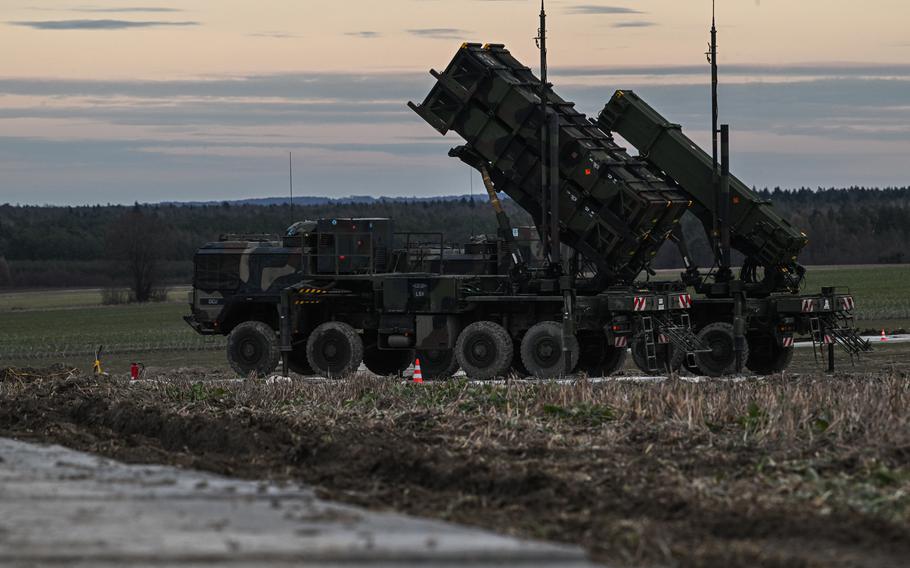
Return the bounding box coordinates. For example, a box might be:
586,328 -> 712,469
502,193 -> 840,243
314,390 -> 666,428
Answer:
186,217 -> 695,378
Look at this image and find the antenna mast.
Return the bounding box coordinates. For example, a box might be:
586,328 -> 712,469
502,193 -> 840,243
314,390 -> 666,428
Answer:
289,152 -> 294,220
710,0 -> 719,171
708,0 -> 720,257
537,0 -> 551,261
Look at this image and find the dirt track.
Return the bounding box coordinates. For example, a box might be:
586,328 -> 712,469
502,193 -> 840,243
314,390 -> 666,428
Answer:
1,368 -> 908,567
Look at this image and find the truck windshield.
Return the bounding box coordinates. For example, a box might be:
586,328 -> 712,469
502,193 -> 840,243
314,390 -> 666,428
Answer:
194,254 -> 241,291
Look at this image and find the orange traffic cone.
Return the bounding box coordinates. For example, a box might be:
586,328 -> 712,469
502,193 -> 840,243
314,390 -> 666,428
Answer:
413,358 -> 424,383
881,329 -> 888,342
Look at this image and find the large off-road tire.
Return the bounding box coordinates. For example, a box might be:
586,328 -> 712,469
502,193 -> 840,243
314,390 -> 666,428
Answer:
286,343 -> 314,376
630,332 -> 676,374
416,349 -> 459,380
227,321 -> 281,378
695,322 -> 750,377
363,345 -> 413,377
520,321 -> 580,379
455,321 -> 514,380
306,322 -> 364,377
746,333 -> 794,375
577,333 -> 627,377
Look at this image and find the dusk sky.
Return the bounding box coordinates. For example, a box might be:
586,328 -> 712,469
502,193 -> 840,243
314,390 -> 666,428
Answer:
2,0 -> 910,205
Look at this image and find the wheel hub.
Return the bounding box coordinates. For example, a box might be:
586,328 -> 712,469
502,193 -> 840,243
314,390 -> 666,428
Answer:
699,331 -> 735,373
534,338 -> 558,365
467,338 -> 495,366
240,340 -> 258,361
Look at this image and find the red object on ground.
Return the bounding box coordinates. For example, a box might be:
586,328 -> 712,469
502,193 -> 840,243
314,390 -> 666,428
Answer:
130,363 -> 140,380
881,329 -> 888,342
413,359 -> 424,383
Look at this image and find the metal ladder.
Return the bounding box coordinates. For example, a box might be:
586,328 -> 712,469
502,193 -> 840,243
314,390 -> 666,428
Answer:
809,316 -> 823,364
642,316 -> 658,372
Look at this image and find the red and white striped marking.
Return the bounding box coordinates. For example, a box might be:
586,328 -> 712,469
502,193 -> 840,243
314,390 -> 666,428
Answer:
412,358 -> 423,383
781,336 -> 794,348
614,336 -> 629,348
841,296 -> 855,310
823,334 -> 834,345
677,293 -> 692,309
801,299 -> 816,313
633,297 -> 647,311
658,334 -> 669,344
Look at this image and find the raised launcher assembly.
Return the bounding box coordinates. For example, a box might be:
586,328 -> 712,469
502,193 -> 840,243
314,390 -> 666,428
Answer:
597,90 -> 871,372
409,43 -> 691,286
598,90 -> 809,295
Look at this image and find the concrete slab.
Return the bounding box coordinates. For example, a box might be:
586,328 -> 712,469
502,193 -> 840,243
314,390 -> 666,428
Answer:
0,438 -> 596,567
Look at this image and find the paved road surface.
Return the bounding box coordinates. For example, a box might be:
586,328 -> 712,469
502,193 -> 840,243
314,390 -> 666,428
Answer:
0,438 -> 595,567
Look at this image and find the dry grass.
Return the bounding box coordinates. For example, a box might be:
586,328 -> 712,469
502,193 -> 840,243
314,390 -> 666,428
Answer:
3,369 -> 908,566
112,371 -> 910,448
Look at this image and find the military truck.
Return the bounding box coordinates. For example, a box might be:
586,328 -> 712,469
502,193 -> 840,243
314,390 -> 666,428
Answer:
185,43 -> 707,379
408,42 -> 868,376
597,90 -> 871,375
186,218 -> 699,378
185,41 -> 866,379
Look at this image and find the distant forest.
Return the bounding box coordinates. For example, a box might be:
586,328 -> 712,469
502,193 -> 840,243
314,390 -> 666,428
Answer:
0,186 -> 907,289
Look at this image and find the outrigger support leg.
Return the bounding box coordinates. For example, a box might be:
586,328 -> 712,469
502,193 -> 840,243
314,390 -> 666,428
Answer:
279,289 -> 292,376
561,277 -> 576,375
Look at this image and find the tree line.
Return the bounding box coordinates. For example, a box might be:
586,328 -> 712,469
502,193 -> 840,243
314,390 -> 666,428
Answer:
0,186 -> 907,291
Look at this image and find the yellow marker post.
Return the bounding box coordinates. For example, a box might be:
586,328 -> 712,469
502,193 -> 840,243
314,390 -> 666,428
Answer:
92,345 -> 104,376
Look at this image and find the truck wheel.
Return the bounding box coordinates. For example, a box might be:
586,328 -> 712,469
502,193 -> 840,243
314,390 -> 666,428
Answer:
520,321 -> 580,379
746,333 -> 794,375
306,322 -> 364,377
416,349 -> 459,380
577,333 -> 626,377
630,332 -> 675,374
227,321 -> 281,378
455,321 -> 513,380
287,344 -> 313,376
363,345 -> 413,377
695,322 -> 749,377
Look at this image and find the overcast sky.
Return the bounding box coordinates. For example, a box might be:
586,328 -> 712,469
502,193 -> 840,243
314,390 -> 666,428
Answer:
2,0 -> 910,205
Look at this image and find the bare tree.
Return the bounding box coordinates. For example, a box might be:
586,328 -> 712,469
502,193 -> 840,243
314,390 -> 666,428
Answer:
106,207 -> 168,302
0,256 -> 11,288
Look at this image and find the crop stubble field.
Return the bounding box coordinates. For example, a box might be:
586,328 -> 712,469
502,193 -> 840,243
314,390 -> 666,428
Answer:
0,368 -> 907,567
